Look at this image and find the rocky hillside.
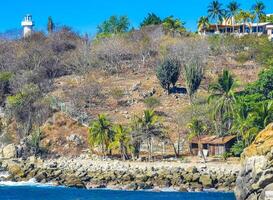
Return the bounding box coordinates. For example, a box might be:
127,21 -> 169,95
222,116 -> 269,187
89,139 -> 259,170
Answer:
235,123 -> 273,200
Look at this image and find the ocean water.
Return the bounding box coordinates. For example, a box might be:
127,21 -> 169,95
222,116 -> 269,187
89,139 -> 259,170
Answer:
0,185 -> 236,200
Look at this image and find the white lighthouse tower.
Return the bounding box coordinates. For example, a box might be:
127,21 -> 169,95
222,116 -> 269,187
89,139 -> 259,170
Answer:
21,14 -> 34,38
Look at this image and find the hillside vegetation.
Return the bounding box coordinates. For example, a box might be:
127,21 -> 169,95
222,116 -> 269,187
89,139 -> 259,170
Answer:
0,17 -> 272,159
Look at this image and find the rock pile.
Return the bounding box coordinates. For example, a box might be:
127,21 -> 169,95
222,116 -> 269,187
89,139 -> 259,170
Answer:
0,157 -> 238,192
235,124 -> 273,200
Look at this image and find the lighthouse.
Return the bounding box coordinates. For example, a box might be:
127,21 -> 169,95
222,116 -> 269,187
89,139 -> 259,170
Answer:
21,14 -> 34,38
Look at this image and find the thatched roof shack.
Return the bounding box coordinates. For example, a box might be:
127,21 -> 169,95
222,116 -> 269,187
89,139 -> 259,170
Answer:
190,135 -> 236,156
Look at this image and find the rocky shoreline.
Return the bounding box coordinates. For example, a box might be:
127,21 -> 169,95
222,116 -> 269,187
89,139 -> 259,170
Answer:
0,155 -> 239,192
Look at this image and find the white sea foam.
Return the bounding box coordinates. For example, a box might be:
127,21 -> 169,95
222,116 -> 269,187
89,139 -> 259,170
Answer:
0,171 -> 9,179
0,178 -> 53,187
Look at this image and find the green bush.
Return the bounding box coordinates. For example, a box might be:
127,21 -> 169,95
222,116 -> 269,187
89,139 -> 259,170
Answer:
27,128 -> 44,155
244,67 -> 273,101
235,52 -> 250,65
0,72 -> 13,103
156,59 -> 180,94
110,88 -> 125,100
143,97 -> 160,109
222,152 -> 232,160
230,141 -> 245,157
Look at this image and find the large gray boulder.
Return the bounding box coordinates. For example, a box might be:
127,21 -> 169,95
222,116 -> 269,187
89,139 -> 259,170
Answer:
2,144 -> 17,159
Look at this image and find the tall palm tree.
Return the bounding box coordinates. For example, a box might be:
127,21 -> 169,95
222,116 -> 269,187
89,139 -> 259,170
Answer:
133,110 -> 164,161
110,124 -> 132,160
237,11 -> 251,33
197,16 -> 210,34
254,101 -> 273,128
88,114 -> 113,156
231,100 -> 257,146
252,1 -> 266,32
248,12 -> 256,33
226,1 -> 240,33
208,70 -> 236,136
162,16 -> 186,37
207,0 -> 225,33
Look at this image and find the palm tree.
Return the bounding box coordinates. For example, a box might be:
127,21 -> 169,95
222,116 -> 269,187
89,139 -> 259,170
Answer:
208,70 -> 236,136
237,11 -> 251,33
231,100 -> 273,147
226,1 -> 240,33
187,118 -> 207,162
231,100 -> 257,146
252,1 -> 266,32
207,0 -> 225,33
132,110 -> 164,161
162,16 -> 186,37
248,13 -> 256,33
110,124 -> 132,160
197,16 -> 210,34
88,114 -> 113,156
142,110 -> 163,161
254,101 -> 273,128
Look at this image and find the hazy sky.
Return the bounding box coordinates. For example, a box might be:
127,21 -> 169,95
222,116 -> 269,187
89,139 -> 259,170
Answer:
1,0 -> 273,35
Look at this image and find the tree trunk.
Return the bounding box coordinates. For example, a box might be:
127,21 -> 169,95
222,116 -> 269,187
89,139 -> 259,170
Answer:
198,136 -> 206,163
167,84 -> 170,95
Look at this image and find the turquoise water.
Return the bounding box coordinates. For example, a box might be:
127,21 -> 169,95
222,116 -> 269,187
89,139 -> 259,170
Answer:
0,185 -> 236,200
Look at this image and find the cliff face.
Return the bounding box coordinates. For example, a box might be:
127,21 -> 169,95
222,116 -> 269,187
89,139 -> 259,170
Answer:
243,124 -> 273,158
236,123 -> 273,200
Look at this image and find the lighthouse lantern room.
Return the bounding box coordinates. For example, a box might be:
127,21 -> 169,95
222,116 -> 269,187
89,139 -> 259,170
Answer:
21,14 -> 34,38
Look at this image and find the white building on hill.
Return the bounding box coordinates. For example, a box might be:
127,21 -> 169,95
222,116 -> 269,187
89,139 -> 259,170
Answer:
200,14 -> 273,41
21,14 -> 34,38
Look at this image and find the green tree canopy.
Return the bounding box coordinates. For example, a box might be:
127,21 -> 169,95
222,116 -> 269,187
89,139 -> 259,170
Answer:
207,0 -> 225,32
131,110 -> 165,161
197,16 -> 210,33
252,1 -> 266,23
162,16 -> 186,37
88,114 -> 113,156
208,70 -> 236,136
244,67 -> 273,102
156,59 -> 181,94
0,71 -> 13,103
110,124 -> 132,160
97,15 -> 130,35
140,13 -> 162,27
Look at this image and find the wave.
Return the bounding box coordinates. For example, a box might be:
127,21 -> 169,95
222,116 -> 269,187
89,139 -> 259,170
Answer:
0,178 -> 53,187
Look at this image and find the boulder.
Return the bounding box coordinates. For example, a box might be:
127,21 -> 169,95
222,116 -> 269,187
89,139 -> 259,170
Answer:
35,171 -> 48,182
131,82 -> 141,91
2,144 -> 17,159
126,182 -> 138,190
245,193 -> 258,200
192,173 -> 200,182
260,183 -> 273,200
199,174 -> 212,188
178,186 -> 188,192
7,161 -> 23,177
186,166 -> 198,174
66,134 -> 82,146
235,124 -> 273,200
65,176 -> 85,188
190,182 -> 203,191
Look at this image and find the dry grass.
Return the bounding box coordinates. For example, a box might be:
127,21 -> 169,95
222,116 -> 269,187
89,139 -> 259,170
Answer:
43,52 -> 262,156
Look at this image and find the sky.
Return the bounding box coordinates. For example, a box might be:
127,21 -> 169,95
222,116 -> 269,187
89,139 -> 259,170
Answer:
1,0 -> 273,36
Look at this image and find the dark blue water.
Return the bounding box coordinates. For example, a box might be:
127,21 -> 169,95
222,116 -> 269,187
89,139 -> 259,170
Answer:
0,186 -> 236,200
